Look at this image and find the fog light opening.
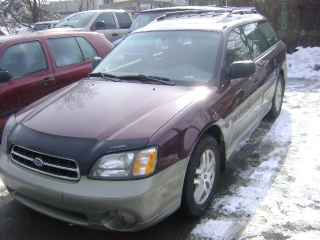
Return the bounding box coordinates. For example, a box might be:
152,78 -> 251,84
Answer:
102,210 -> 137,230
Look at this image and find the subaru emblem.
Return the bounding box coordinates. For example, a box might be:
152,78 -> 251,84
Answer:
33,157 -> 44,168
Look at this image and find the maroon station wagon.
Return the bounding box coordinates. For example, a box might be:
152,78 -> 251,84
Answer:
0,9 -> 287,232
0,31 -> 113,133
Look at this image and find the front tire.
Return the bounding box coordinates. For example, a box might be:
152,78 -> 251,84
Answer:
181,136 -> 221,217
266,74 -> 285,121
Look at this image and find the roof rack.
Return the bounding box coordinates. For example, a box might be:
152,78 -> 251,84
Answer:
222,7 -> 257,14
156,9 -> 226,21
156,6 -> 257,21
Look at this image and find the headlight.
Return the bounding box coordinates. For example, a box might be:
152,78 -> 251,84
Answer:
1,115 -> 17,153
89,147 -> 158,179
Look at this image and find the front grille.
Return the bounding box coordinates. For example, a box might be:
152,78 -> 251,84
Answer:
10,145 -> 80,181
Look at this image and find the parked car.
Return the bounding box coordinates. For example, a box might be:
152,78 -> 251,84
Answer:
0,9 -> 287,231
55,9 -> 132,42
0,31 -> 113,134
32,21 -> 59,31
113,6 -> 225,45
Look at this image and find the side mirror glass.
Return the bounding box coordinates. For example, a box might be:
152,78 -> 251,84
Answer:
229,60 -> 256,79
92,56 -> 102,69
0,70 -> 12,83
95,21 -> 106,30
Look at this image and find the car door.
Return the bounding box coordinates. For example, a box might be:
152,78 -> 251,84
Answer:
0,40 -> 53,128
92,12 -> 121,42
242,21 -> 279,116
46,36 -> 93,90
222,27 -> 260,146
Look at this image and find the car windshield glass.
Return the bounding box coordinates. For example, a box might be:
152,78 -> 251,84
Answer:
94,31 -> 221,85
130,13 -> 162,31
56,12 -> 96,28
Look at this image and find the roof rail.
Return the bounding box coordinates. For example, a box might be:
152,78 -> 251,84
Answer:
222,6 -> 257,14
156,6 -> 257,21
156,9 -> 226,21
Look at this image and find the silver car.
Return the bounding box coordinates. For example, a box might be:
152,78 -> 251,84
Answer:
55,9 -> 132,42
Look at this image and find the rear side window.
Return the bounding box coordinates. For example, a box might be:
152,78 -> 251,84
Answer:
242,23 -> 271,58
226,27 -> 251,66
258,22 -> 279,46
0,41 -> 47,79
76,37 -> 98,60
95,13 -> 117,29
115,12 -> 132,29
48,37 -> 83,67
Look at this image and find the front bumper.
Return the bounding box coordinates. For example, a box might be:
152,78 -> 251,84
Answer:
0,152 -> 188,231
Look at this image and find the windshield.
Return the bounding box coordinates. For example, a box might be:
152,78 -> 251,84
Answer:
94,31 -> 221,85
130,13 -> 162,31
55,12 -> 96,28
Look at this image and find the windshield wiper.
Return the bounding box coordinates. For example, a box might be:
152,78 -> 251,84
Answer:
117,74 -> 176,86
88,72 -> 120,82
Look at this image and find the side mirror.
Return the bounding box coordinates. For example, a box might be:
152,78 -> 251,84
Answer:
229,60 -> 256,79
92,56 -> 102,69
95,21 -> 106,30
0,70 -> 12,83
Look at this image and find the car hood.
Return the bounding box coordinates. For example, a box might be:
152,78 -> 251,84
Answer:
19,80 -> 207,141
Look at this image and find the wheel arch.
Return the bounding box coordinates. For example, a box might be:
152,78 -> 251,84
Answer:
190,123 -> 227,172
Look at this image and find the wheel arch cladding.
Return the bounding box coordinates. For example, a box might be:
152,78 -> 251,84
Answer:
203,125 -> 226,172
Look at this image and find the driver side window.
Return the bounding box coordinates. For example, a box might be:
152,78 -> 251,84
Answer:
226,27 -> 251,67
95,13 -> 117,29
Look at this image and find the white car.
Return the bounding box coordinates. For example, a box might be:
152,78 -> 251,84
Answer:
55,9 -> 132,43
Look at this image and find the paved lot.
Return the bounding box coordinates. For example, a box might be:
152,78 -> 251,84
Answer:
0,78 -> 319,240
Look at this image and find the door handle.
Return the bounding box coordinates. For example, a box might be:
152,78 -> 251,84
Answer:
112,33 -> 119,37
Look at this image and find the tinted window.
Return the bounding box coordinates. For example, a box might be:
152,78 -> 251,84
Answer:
48,37 -> 83,67
76,37 -> 98,60
0,41 -> 47,79
258,22 -> 279,46
95,31 -> 221,85
95,13 -> 117,29
115,12 -> 132,29
243,23 -> 270,58
226,28 -> 251,66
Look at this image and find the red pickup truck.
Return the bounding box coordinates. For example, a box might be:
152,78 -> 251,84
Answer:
0,31 -> 113,133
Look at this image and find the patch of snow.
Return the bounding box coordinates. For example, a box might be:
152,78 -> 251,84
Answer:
287,47 -> 320,79
290,231 -> 320,240
240,80 -> 320,239
0,178 -> 8,197
192,219 -> 241,240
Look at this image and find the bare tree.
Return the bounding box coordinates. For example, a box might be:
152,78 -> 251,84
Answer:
24,0 -> 48,23
0,0 -> 48,26
78,0 -> 96,11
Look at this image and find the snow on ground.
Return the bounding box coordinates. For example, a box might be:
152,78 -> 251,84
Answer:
239,79 -> 320,240
288,47 -> 320,79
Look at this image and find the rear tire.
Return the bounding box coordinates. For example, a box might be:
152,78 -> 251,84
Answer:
266,74 -> 284,121
181,136 -> 221,217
